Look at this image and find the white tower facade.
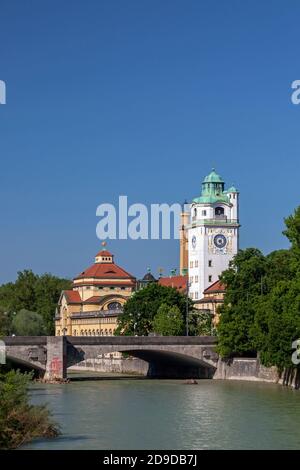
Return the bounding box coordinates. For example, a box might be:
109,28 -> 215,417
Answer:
186,169 -> 240,301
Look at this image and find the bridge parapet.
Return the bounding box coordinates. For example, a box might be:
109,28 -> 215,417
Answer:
2,336 -> 219,380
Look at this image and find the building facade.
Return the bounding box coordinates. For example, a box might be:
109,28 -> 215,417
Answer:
193,280 -> 226,325
55,248 -> 136,336
185,169 -> 240,300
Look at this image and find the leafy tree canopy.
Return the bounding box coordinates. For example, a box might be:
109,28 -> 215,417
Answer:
153,303 -> 184,336
217,206 -> 300,370
11,309 -> 46,336
0,270 -> 71,335
115,282 -> 192,336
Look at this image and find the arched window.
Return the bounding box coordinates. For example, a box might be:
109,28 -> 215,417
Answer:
215,207 -> 224,216
105,329 -> 108,336
84,330 -> 88,336
109,329 -> 112,336
92,330 -> 95,336
108,302 -> 122,310
193,208 -> 197,218
73,330 -> 77,336
96,329 -> 100,336
101,329 -> 104,336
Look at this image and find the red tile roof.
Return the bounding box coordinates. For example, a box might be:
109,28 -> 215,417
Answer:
75,262 -> 136,281
83,296 -> 101,303
158,275 -> 188,292
63,290 -> 81,303
203,280 -> 226,294
95,250 -> 113,257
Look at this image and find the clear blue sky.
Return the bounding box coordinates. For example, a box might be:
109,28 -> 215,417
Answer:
0,0 -> 299,284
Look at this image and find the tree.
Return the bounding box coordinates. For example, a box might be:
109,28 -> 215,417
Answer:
0,370 -> 59,449
153,304 -> 184,336
115,282 -> 192,336
283,206 -> 300,256
217,206 -> 300,368
0,271 -> 72,335
216,248 -> 267,357
251,278 -> 300,370
189,310 -> 214,336
11,309 -> 46,336
34,274 -> 72,334
0,308 -> 12,336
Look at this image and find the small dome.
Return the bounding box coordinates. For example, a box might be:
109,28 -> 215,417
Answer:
203,168 -> 224,184
227,185 -> 239,193
142,272 -> 156,282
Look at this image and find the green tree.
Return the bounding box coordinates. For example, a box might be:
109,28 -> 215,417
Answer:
11,309 -> 46,336
283,206 -> 300,256
216,248 -> 267,357
0,308 -> 12,336
153,304 -> 184,336
0,271 -> 71,335
115,282 -> 192,336
217,206 -> 300,368
34,274 -> 71,334
189,310 -> 214,336
251,279 -> 300,370
0,370 -> 59,449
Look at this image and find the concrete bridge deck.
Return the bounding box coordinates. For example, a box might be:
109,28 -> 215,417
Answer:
2,335 -> 218,380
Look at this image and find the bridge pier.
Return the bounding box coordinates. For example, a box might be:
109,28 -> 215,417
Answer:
44,336 -> 67,381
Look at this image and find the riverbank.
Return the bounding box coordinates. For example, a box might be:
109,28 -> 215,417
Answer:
68,356 -> 300,389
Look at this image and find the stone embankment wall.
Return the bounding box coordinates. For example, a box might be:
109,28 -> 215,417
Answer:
214,357 -> 300,389
69,356 -> 149,376
213,358 -> 278,382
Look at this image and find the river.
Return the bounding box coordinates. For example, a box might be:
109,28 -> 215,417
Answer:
23,373 -> 300,450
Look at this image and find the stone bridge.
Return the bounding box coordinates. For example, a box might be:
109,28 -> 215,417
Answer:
2,336 -> 219,380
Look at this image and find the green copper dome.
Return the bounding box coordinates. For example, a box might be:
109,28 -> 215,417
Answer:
227,185 -> 239,193
203,169 -> 224,184
192,168 -> 230,204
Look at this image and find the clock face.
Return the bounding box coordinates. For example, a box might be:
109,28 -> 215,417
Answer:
214,234 -> 227,249
192,235 -> 196,248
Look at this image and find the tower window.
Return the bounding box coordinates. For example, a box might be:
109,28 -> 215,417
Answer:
215,207 -> 224,216
208,260 -> 212,267
202,210 -> 207,216
193,208 -> 197,218
208,275 -> 212,283
195,292 -> 198,299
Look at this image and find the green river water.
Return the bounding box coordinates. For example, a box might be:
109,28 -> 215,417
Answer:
23,373 -> 300,450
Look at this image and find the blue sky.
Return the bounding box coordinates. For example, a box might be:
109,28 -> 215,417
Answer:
0,0 -> 299,284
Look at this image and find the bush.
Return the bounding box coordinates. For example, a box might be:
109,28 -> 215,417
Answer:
0,370 -> 60,449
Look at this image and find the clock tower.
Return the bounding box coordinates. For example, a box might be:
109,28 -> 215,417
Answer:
186,169 -> 240,300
